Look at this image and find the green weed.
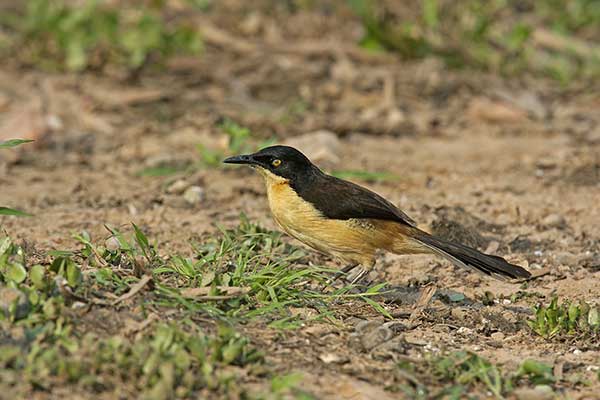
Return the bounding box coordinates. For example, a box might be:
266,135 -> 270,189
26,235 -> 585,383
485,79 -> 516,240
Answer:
432,351 -> 505,398
348,0 -> 600,83
0,139 -> 34,148
1,0 -> 202,72
1,320 -> 264,397
406,352 -> 557,399
0,235 -> 82,323
155,214 -> 391,324
528,296 -> 600,339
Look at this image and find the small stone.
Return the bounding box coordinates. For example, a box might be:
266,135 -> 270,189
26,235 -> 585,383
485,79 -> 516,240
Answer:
384,108 -> 406,129
330,58 -> 358,83
354,319 -> 383,334
183,186 -> 205,205
490,332 -> 505,341
451,307 -> 467,321
166,179 -> 190,195
0,287 -> 30,319
542,214 -> 566,228
128,204 -> 138,216
585,126 -> 600,143
457,327 -> 473,335
502,311 -> 518,324
319,352 -> 347,364
467,97 -> 528,124
485,241 -> 500,254
240,12 -> 262,35
105,236 -> 121,251
284,130 -> 341,166
514,385 -> 554,400
360,325 -> 393,351
553,251 -> 578,266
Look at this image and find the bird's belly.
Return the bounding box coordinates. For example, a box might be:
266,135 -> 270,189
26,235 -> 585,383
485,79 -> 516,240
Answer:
266,182 -> 379,265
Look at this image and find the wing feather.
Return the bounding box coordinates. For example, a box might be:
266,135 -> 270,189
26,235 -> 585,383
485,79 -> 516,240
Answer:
293,174 -> 416,227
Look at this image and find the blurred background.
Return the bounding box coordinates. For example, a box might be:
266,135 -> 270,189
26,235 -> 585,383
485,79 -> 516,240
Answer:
1,0 -> 599,242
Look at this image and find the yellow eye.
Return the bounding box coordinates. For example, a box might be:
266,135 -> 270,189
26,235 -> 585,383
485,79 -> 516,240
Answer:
272,159 -> 282,167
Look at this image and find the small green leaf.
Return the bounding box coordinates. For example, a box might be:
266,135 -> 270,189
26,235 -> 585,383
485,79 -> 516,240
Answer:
0,139 -> 34,148
0,207 -> 32,217
66,260 -> 82,287
519,359 -> 553,376
30,264 -> 46,289
448,292 -> 466,302
6,263 -> 27,283
132,223 -> 149,250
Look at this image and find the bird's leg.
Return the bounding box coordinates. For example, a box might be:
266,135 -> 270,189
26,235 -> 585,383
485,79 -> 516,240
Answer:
325,263 -> 359,287
348,267 -> 368,286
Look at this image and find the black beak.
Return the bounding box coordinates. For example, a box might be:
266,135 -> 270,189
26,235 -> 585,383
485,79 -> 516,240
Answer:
223,153 -> 257,165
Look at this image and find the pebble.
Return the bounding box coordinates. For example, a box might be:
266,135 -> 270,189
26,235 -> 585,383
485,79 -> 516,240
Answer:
553,251 -> 578,266
457,327 -> 473,335
542,214 -> 565,228
585,126 -> 600,143
105,236 -> 121,251
490,332 -> 505,341
514,385 -> 554,400
284,130 -> 341,166
355,319 -> 384,334
359,325 -> 394,351
319,352 -> 347,364
451,307 -> 467,321
183,186 -> 205,205
166,179 -> 190,195
0,287 -> 30,319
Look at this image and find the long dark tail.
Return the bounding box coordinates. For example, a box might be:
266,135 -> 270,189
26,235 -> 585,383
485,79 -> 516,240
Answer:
414,232 -> 531,280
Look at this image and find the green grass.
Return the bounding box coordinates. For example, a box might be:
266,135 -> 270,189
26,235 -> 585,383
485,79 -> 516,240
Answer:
0,214 -> 392,396
153,214 -> 391,325
348,0 -> 600,84
0,0 -> 202,73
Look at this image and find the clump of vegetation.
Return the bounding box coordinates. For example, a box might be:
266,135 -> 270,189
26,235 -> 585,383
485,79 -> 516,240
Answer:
431,351 -> 506,398
156,214 -> 390,326
528,296 -> 600,339
348,0 -> 600,83
397,351 -> 557,398
1,318 -> 264,397
0,0 -> 202,72
0,214 -> 390,396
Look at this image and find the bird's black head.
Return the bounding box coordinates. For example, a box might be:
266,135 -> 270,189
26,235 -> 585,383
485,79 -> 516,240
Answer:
223,145 -> 317,182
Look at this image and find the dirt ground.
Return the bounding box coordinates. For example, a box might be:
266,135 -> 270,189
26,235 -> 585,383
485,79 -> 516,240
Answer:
1,1 -> 599,399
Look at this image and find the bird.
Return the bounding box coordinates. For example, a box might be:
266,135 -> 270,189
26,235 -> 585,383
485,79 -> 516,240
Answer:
224,145 -> 531,281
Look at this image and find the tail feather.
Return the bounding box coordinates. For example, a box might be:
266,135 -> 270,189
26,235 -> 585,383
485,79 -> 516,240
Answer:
415,232 -> 531,280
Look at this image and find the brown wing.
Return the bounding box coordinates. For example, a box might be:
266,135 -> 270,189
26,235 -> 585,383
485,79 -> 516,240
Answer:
293,174 -> 417,227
